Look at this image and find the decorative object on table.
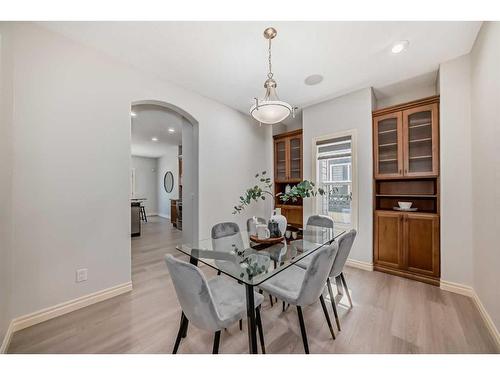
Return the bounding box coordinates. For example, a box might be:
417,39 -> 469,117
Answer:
285,184 -> 291,194
285,230 -> 292,240
267,220 -> 281,238
270,207 -> 287,235
249,27 -> 297,125
249,234 -> 284,245
256,224 -> 270,240
291,231 -> 298,240
232,171 -> 326,214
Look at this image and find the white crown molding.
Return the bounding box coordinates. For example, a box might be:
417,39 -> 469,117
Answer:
441,280 -> 500,352
346,258 -> 374,272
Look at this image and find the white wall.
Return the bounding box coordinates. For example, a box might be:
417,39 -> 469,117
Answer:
1,22 -> 271,319
131,156 -> 158,215
0,30 -> 13,348
303,88 -> 373,263
156,146 -> 179,218
439,54 -> 474,286
470,22 -> 500,330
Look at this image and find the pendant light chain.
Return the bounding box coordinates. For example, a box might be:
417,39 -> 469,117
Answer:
268,38 -> 273,79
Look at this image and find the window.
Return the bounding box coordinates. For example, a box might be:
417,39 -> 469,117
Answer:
313,131 -> 357,231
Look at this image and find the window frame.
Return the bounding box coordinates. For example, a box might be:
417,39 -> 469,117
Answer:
311,129 -> 359,231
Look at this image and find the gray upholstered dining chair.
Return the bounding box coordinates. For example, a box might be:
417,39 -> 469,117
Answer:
259,242 -> 339,354
165,255 -> 266,354
211,222 -> 245,276
296,229 -> 357,332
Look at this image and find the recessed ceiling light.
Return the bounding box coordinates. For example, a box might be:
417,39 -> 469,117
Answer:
391,40 -> 409,54
304,74 -> 324,86
130,111 -> 137,117
168,128 -> 175,133
151,137 -> 159,142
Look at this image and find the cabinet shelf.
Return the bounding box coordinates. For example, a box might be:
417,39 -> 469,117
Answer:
378,129 -> 397,135
379,158 -> 398,162
379,142 -> 397,148
376,194 -> 437,198
409,155 -> 432,160
409,122 -> 431,129
409,138 -> 432,143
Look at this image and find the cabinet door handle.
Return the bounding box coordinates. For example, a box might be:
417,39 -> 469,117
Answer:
399,169 -> 402,174
404,169 -> 407,174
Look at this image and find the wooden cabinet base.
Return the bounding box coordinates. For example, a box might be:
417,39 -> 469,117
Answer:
373,264 -> 440,286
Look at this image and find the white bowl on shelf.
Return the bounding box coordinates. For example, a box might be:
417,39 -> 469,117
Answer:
398,201 -> 412,210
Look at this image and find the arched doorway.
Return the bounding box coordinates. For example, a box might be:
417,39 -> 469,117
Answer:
130,100 -> 199,245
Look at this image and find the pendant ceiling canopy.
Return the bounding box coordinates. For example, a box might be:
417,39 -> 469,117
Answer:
250,27 -> 295,125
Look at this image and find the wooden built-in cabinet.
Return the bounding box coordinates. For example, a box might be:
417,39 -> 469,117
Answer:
374,211 -> 440,284
373,96 -> 440,286
273,129 -> 303,228
374,98 -> 439,179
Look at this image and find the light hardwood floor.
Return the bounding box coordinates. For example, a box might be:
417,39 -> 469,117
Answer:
8,216 -> 498,353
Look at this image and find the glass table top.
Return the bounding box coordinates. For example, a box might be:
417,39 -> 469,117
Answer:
176,227 -> 346,286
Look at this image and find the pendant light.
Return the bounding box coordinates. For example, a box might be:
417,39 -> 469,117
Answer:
250,27 -> 295,125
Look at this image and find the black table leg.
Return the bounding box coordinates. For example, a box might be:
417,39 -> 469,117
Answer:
245,284 -> 258,354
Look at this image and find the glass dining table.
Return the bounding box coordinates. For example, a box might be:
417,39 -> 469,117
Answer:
176,227 -> 345,354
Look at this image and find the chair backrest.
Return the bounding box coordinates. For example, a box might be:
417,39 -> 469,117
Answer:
246,217 -> 267,235
296,241 -> 338,306
330,229 -> 357,278
304,215 -> 334,244
211,222 -> 244,254
306,215 -> 334,229
164,255 -> 221,332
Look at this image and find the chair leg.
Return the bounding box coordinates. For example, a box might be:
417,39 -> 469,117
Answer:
269,294 -> 274,307
142,206 -> 148,222
173,313 -> 188,354
296,306 -> 309,354
255,307 -> 266,354
282,301 -> 285,312
239,319 -> 243,331
212,331 -> 221,354
326,278 -> 341,331
319,295 -> 336,340
340,272 -> 353,308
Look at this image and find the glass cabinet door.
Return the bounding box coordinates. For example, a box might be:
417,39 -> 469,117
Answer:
288,136 -> 302,180
403,104 -> 439,177
274,139 -> 287,181
374,112 -> 403,178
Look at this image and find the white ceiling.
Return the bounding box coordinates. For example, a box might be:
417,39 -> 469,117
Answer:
131,104 -> 182,158
40,21 -> 481,114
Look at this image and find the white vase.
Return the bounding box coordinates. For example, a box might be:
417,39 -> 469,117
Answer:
271,208 -> 287,236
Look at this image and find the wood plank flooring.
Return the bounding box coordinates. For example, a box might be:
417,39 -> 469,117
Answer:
8,216 -> 498,353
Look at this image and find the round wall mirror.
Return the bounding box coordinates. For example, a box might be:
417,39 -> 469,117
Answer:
163,171 -> 174,193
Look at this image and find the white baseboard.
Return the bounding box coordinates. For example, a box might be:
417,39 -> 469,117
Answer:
441,280 -> 500,352
346,258 -> 374,272
471,290 -> 500,351
440,280 -> 474,297
10,281 -> 132,336
0,320 -> 15,354
157,213 -> 170,219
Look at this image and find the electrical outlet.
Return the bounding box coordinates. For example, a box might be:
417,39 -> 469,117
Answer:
76,268 -> 88,283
